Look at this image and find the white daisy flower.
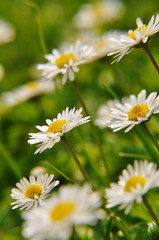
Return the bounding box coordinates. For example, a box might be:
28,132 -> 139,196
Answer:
0,19 -> 15,45
95,99 -> 119,128
108,14 -> 159,62
108,89 -> 159,133
11,173 -> 59,211
1,78 -> 54,107
105,160 -> 159,214
28,107 -> 90,154
22,184 -> 104,240
37,39 -> 95,85
73,0 -> 124,29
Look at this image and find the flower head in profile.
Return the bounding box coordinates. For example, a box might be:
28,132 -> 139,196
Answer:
0,19 -> 15,45
105,160 -> 159,213
1,79 -> 54,107
95,99 -> 119,128
11,173 -> 59,210
108,14 -> 159,62
28,107 -> 90,154
108,89 -> 159,133
22,184 -> 104,240
37,39 -> 95,85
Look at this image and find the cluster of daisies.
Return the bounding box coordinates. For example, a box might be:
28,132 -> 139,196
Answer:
11,104 -> 159,239
9,7 -> 159,240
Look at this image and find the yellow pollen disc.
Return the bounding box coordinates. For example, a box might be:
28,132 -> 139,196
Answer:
128,25 -> 147,40
47,120 -> 68,134
124,176 -> 146,192
25,81 -> 38,89
127,104 -> 149,121
50,202 -> 75,221
55,53 -> 76,68
24,184 -> 42,199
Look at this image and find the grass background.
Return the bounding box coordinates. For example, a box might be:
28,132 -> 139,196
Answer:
0,0 -> 159,239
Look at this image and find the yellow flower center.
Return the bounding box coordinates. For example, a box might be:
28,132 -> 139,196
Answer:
55,53 -> 76,68
47,120 -> 68,134
124,176 -> 146,192
128,25 -> 147,40
24,184 -> 42,199
25,81 -> 38,89
127,104 -> 149,121
49,202 -> 75,221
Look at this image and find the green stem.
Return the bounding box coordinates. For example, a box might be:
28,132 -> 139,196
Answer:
141,43 -> 159,74
135,125 -> 159,163
143,196 -> 159,229
45,161 -> 73,183
142,122 -> 159,151
71,80 -> 110,174
61,136 -> 96,191
119,152 -> 150,160
104,214 -> 113,240
22,0 -> 48,54
108,211 -> 133,240
0,142 -> 23,179
73,131 -> 106,185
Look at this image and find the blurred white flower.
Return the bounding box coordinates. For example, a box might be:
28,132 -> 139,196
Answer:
91,31 -> 127,60
28,107 -> 90,154
73,0 -> 125,29
108,89 -> 159,133
95,99 -> 119,128
37,39 -> 95,85
1,78 -> 54,106
22,184 -> 104,240
105,160 -> 159,213
30,166 -> 46,177
11,173 -> 59,210
108,14 -> 159,62
0,19 -> 15,45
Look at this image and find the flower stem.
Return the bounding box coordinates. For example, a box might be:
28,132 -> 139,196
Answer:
107,210 -> 133,240
143,196 -> 159,229
71,80 -> 110,174
135,125 -> 159,163
104,214 -> 113,240
61,136 -> 96,191
142,122 -> 159,151
45,161 -> 73,183
141,43 -> 159,74
0,142 -> 23,179
22,0 -> 48,54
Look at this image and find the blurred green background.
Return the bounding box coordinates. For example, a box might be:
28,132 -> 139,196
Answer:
0,0 -> 159,239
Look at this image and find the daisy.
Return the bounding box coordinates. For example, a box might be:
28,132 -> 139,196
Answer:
0,19 -> 15,45
37,39 -> 95,85
108,89 -> 159,133
105,160 -> 159,213
1,78 -> 54,107
108,14 -> 159,62
11,173 -> 59,210
28,107 -> 90,154
22,184 -> 104,240
30,166 -> 46,177
73,0 -> 124,29
95,99 -> 119,128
